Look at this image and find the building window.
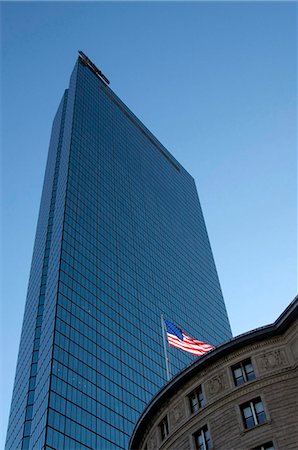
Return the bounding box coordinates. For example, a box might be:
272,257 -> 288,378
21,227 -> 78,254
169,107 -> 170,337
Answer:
189,385 -> 205,413
159,416 -> 169,441
232,358 -> 255,386
252,443 -> 274,450
240,397 -> 267,429
194,425 -> 212,450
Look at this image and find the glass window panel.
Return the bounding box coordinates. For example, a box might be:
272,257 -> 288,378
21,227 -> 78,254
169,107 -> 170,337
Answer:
241,398 -> 267,429
232,359 -> 255,386
189,386 -> 204,413
244,362 -> 256,381
194,426 -> 212,450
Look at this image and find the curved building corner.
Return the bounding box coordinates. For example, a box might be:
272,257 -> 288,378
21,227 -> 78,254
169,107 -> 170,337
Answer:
130,297 -> 298,450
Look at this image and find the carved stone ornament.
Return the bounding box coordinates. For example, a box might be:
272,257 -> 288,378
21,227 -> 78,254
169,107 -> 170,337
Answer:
290,337 -> 298,360
257,349 -> 288,372
206,371 -> 229,398
147,430 -> 158,450
170,400 -> 186,428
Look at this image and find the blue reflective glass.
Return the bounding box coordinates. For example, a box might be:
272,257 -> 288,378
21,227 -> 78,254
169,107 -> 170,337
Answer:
6,57 -> 232,450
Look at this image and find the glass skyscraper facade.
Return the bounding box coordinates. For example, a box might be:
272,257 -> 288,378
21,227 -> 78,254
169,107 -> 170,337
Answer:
6,53 -> 232,450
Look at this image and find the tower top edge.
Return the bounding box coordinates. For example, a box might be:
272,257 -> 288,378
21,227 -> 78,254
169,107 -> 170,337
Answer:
78,50 -> 110,86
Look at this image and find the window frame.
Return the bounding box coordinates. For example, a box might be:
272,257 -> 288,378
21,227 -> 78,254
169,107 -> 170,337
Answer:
194,425 -> 212,450
232,358 -> 256,386
240,397 -> 267,429
188,384 -> 205,414
252,442 -> 275,450
158,415 -> 169,441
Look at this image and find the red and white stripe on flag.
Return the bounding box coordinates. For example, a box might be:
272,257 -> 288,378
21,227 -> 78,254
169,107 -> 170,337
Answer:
167,331 -> 214,356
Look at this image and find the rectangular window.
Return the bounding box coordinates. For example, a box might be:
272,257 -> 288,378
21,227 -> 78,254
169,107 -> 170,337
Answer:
194,425 -> 212,450
22,437 -> 30,450
252,443 -> 274,450
232,358 -> 255,386
240,397 -> 267,429
189,385 -> 205,413
159,416 -> 169,441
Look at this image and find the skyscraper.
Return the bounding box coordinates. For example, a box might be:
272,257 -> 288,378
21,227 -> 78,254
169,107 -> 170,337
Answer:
6,52 -> 232,450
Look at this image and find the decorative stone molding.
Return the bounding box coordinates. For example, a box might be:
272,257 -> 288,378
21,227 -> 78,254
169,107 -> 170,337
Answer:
201,337 -> 285,373
170,437 -> 191,450
147,429 -> 159,450
290,337 -> 298,360
169,400 -> 186,429
256,349 -> 288,373
205,370 -> 229,399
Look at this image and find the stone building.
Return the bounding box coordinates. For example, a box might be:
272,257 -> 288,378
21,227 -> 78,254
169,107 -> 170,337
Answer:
129,297 -> 298,450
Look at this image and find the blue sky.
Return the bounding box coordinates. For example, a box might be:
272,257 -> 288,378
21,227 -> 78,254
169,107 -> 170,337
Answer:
1,1 -> 297,445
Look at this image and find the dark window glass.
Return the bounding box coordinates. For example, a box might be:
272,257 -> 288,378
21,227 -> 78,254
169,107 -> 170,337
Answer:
254,399 -> 266,424
159,416 -> 169,441
25,406 -> 33,420
232,359 -> 256,386
240,397 -> 267,429
189,385 -> 205,413
244,360 -> 256,381
27,390 -> 35,405
252,442 -> 274,450
194,425 -> 212,450
22,437 -> 30,449
23,420 -> 31,436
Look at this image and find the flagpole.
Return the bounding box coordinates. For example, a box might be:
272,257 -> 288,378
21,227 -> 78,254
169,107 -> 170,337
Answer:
161,314 -> 170,381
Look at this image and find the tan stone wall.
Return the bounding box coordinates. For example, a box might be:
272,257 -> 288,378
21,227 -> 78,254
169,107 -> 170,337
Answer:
136,317 -> 298,450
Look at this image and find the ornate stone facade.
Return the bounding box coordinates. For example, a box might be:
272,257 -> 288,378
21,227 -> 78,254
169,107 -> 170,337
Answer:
256,348 -> 288,373
205,370 -> 230,399
130,297 -> 298,450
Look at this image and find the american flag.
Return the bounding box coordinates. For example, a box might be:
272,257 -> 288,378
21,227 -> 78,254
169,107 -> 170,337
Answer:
164,320 -> 214,356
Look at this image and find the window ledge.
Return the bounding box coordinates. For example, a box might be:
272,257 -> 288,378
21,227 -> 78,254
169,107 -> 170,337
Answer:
240,420 -> 271,436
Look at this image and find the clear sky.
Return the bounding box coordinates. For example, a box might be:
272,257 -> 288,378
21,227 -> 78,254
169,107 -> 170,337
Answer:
1,1 -> 297,446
